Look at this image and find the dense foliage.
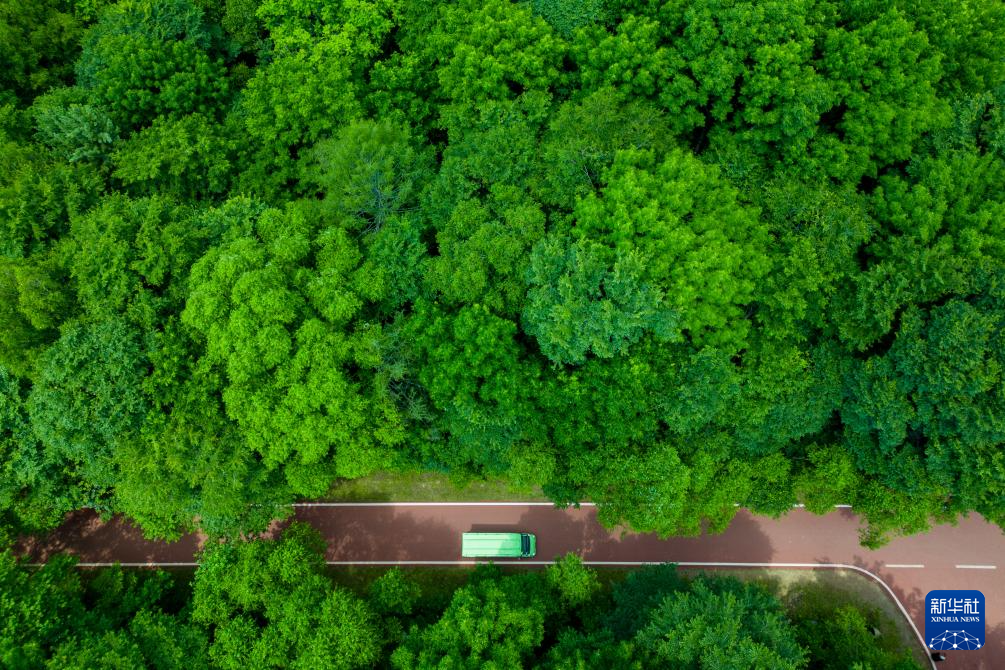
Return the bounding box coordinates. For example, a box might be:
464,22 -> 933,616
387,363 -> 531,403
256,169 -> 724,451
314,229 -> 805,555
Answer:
1,525 -> 923,669
2,0 -> 1004,547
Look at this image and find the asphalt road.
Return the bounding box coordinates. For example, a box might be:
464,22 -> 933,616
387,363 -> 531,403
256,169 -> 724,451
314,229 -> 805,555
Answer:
18,504 -> 1004,669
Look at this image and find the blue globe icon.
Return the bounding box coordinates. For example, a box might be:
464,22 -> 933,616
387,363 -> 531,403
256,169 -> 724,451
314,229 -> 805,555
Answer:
929,630 -> 982,651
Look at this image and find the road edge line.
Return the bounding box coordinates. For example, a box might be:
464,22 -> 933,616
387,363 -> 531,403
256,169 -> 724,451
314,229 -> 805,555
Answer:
21,558 -> 934,668
678,562 -> 933,668
292,502 -> 853,508
292,502 -> 591,507
316,559 -> 932,669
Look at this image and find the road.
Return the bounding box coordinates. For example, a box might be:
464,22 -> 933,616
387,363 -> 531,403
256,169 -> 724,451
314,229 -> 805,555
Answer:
17,504 -> 1004,669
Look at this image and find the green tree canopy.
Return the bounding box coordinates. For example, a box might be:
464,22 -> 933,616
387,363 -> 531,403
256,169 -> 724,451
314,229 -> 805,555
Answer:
182,201 -> 405,495
192,523 -> 381,670
634,576 -> 806,670
572,149 -> 770,351
391,567 -> 551,670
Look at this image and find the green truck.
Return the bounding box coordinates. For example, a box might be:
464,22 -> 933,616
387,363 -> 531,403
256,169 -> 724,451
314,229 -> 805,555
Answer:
461,532 -> 536,558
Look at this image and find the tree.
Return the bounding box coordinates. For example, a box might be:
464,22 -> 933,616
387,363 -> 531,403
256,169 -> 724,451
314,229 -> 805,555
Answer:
523,236 -> 680,365
538,629 -> 641,670
301,119 -> 431,313
235,0 -> 396,192
32,90 -> 118,165
220,0 -> 262,53
426,185 -> 545,318
182,201 -> 405,496
0,0 -> 83,106
0,253 -> 72,377
535,87 -> 674,208
0,551 -> 84,668
606,563 -> 688,640
546,554 -> 601,609
368,567 -> 421,617
301,119 -> 433,233
752,180 -> 874,344
891,0 -> 1005,97
928,86 -> 1005,160
0,124 -> 102,259
0,551 -> 206,670
582,1 -> 948,181
42,565 -> 209,670
635,577 -> 807,670
61,195 -> 281,539
531,0 -> 607,38
572,14 -> 673,116
842,296 -> 1005,538
28,318 -> 149,495
568,436 -> 780,537
421,0 -> 566,104
572,149 -> 770,352
391,569 -> 548,670
426,91 -> 552,219
0,366 -> 78,539
731,339 -> 847,457
192,523 -> 381,670
403,300 -> 540,474
75,0 -> 229,130
789,581 -> 924,669
792,444 -> 863,514
117,318 -> 288,539
810,6 -> 949,180
533,335 -> 793,532
111,113 -> 238,199
834,147 -> 1005,349
68,195 -> 204,327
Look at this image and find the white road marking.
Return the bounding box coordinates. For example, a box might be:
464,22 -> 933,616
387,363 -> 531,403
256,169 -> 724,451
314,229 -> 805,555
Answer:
295,502 -> 854,508
885,564 -> 925,568
26,562 -> 199,567
790,504 -> 853,508
955,564 -> 997,569
22,557 -> 934,668
316,559 -> 931,668
291,502 -> 595,507
321,560 -> 930,666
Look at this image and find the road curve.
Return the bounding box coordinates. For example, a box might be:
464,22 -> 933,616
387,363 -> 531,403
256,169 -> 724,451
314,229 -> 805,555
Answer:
17,505 -> 1004,669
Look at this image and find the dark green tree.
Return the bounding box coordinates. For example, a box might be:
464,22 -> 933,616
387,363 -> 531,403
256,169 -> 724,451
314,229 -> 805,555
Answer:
0,367 -> 78,539
390,567 -> 550,670
634,576 -> 806,670
523,236 -> 679,365
789,581 -> 924,670
75,0 -> 229,129
27,318 -> 149,496
192,523 -> 381,670
0,0 -> 83,106
403,300 -> 541,474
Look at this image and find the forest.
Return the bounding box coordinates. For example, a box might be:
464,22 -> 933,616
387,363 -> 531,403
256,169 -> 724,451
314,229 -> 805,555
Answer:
1,0 -> 1004,548
1,523 -> 925,669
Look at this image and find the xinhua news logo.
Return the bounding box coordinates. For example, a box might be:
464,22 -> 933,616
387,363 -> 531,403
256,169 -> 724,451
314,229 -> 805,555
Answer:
925,590 -> 985,651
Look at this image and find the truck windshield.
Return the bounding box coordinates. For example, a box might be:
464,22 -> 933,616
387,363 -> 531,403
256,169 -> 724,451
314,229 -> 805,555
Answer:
521,534 -> 530,555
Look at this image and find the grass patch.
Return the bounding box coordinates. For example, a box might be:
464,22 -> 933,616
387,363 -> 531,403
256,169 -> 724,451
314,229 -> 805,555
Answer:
324,470 -> 549,502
